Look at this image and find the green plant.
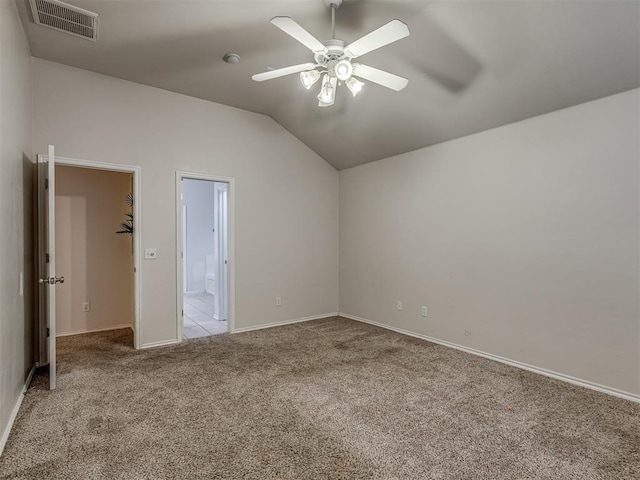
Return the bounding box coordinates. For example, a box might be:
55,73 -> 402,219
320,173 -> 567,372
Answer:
116,193 -> 134,235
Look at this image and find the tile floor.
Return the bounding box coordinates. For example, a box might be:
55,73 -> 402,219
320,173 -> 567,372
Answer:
183,292 -> 227,339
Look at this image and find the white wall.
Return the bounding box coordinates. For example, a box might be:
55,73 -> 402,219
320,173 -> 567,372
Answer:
182,178 -> 215,293
340,90 -> 640,397
32,59 -> 339,346
55,166 -> 133,336
0,0 -> 33,452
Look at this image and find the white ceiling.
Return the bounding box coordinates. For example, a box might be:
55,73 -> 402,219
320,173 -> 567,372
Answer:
17,0 -> 640,170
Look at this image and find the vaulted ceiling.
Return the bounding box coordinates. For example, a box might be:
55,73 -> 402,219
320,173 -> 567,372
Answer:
16,0 -> 640,170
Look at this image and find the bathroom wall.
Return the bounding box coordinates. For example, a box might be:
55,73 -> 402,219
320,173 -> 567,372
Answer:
55,165 -> 134,336
182,178 -> 215,293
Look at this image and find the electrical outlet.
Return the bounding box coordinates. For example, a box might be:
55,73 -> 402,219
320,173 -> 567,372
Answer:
421,306 -> 428,317
275,297 -> 282,307
397,301 -> 403,311
464,330 -> 471,337
144,248 -> 157,260
82,302 -> 90,312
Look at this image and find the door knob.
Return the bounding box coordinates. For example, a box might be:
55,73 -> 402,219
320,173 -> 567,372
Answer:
39,276 -> 65,285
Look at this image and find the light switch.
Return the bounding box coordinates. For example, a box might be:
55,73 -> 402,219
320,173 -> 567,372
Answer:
144,248 -> 157,260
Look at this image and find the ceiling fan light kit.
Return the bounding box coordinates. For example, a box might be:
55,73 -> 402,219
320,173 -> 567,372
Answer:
317,74 -> 338,107
334,59 -> 352,81
300,69 -> 322,89
345,76 -> 365,97
252,0 -> 410,108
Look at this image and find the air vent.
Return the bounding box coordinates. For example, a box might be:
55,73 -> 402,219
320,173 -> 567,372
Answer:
29,0 -> 99,42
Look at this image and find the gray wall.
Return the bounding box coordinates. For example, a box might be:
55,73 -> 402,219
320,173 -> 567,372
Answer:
183,178 -> 215,293
339,90 -> 639,397
32,58 -> 339,346
0,0 -> 34,452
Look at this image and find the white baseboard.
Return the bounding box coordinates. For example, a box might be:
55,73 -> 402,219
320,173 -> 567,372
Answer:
56,324 -> 133,338
141,313 -> 338,348
233,312 -> 339,334
339,312 -> 640,403
140,339 -> 179,349
0,365 -> 36,457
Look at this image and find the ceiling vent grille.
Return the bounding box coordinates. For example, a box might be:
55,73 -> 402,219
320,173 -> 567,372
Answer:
29,0 -> 99,42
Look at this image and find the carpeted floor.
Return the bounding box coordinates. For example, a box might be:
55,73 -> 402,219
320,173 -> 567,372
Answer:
0,317 -> 638,479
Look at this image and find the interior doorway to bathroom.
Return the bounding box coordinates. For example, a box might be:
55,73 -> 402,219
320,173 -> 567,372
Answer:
177,175 -> 230,340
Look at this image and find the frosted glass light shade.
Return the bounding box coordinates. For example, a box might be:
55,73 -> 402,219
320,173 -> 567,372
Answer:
346,77 -> 365,97
300,70 -> 321,89
317,74 -> 337,107
334,60 -> 353,81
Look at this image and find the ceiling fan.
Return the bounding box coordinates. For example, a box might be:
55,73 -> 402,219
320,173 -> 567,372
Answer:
252,0 -> 410,107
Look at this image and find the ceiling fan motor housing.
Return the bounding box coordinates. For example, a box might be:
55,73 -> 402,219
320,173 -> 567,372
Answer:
315,39 -> 351,79
315,39 -> 346,62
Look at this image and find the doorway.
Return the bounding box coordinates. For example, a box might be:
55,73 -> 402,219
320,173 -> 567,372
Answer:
176,172 -> 233,340
54,166 -> 135,339
36,149 -> 142,389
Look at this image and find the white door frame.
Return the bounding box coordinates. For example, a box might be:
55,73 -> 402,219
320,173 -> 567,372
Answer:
175,171 -> 235,341
43,155 -> 143,349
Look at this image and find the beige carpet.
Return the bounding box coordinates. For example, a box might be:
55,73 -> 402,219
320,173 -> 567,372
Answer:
1,317 -> 638,479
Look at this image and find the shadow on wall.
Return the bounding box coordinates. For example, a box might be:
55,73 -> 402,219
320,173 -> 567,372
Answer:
22,153 -> 35,380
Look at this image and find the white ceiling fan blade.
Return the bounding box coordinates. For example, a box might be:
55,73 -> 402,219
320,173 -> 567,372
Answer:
252,63 -> 318,82
271,17 -> 328,54
345,19 -> 410,59
352,63 -> 409,91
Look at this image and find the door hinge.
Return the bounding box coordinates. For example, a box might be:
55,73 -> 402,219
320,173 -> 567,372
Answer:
45,178 -> 49,189
181,310 -> 184,317
46,253 -> 50,263
46,327 -> 50,338
181,251 -> 183,259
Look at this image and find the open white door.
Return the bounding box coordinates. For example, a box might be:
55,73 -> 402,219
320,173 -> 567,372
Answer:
37,145 -> 62,390
182,204 -> 187,294
217,184 -> 229,322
